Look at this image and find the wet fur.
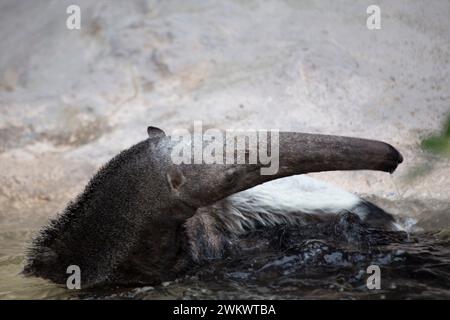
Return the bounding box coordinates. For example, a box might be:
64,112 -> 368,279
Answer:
24,138 -> 195,286
186,175 -> 397,262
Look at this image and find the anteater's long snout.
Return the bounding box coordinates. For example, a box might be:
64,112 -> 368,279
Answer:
275,133 -> 404,176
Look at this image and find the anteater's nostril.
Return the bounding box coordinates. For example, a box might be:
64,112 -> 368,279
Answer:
388,145 -> 403,164
397,151 -> 404,164
393,147 -> 404,164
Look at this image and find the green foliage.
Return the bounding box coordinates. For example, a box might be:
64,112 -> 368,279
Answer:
421,115 -> 450,156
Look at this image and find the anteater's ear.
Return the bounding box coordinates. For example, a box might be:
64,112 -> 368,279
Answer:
147,126 -> 166,139
167,167 -> 186,192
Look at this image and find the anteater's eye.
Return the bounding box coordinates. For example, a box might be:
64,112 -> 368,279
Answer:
225,168 -> 239,185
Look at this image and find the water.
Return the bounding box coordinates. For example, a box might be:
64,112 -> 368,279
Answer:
0,230 -> 72,299
1,208 -> 449,300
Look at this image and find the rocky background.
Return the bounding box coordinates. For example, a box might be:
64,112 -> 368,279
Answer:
0,0 -> 449,236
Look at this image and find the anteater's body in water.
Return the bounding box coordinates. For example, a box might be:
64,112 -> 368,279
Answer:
23,127 -> 403,288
